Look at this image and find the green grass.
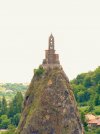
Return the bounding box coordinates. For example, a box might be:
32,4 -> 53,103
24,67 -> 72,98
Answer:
94,106 -> 100,115
79,106 -> 88,112
79,105 -> 100,115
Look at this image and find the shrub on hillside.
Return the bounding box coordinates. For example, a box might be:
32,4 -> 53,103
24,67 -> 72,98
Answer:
34,66 -> 45,76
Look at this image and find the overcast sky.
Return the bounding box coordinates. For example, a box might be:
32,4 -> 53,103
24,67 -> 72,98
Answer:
0,0 -> 100,83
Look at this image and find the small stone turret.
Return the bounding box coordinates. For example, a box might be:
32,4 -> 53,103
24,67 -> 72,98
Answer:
42,34 -> 60,68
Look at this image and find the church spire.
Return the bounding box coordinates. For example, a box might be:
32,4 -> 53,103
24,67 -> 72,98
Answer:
49,33 -> 54,50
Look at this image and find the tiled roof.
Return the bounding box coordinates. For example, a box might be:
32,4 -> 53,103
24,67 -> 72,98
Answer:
88,118 -> 100,126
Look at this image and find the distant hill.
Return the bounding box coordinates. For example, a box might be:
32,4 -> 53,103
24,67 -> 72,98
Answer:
0,83 -> 28,101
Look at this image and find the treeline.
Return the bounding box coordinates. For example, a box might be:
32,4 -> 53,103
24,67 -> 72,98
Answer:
0,92 -> 23,129
3,83 -> 28,91
71,66 -> 100,107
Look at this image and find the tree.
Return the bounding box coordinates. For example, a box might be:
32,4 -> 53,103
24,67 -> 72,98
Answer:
14,92 -> 23,113
1,96 -> 7,115
81,112 -> 88,131
12,113 -> 21,126
96,128 -> 100,134
34,66 -> 45,76
94,94 -> 100,106
77,91 -> 85,102
0,115 -> 11,129
88,103 -> 94,112
8,102 -> 14,118
8,92 -> 23,118
75,73 -> 86,85
0,99 -> 2,113
84,76 -> 92,88
96,84 -> 100,94
92,67 -> 100,84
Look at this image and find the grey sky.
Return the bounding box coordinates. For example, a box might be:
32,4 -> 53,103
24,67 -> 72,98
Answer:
0,0 -> 100,82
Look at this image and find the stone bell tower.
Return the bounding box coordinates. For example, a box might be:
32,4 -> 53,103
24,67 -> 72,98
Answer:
42,34 -> 60,67
49,34 -> 54,50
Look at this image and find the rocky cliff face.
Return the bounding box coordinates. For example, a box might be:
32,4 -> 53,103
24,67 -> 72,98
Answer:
16,67 -> 83,134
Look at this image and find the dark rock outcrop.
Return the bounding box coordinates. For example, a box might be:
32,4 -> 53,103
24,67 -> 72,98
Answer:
16,67 -> 83,134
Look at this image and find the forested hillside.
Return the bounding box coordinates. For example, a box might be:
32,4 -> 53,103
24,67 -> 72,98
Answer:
71,66 -> 100,107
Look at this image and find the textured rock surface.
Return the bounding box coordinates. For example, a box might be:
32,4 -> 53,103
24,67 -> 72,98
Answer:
16,67 -> 83,134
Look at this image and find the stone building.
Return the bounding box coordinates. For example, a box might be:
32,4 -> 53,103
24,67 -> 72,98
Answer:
42,34 -> 60,66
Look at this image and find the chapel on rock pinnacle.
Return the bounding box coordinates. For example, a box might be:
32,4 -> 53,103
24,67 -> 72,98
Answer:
42,34 -> 60,68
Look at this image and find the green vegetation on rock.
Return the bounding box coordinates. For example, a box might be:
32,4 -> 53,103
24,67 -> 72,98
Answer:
34,66 -> 45,76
